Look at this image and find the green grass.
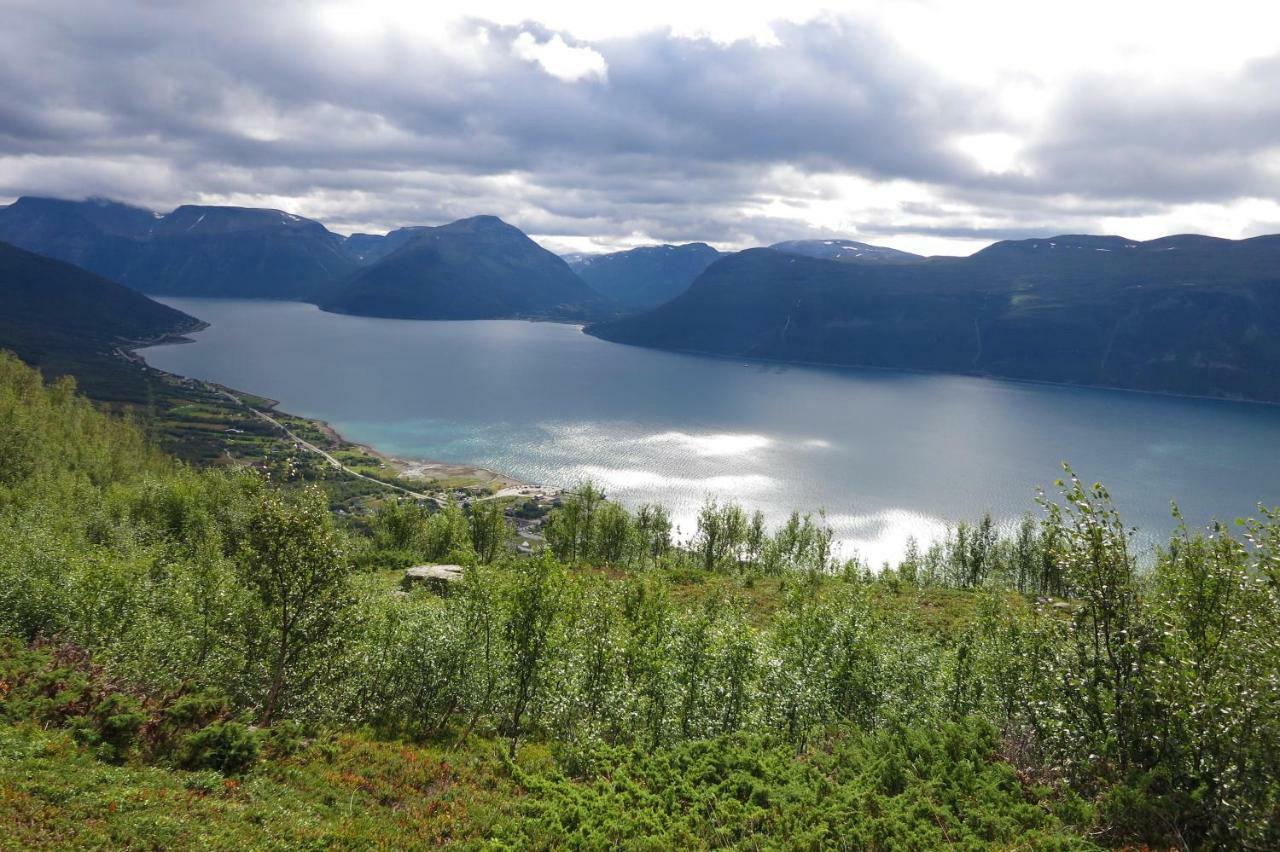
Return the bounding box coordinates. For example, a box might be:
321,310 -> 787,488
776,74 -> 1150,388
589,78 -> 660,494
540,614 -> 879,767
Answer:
1,715 -> 1096,850
0,724 -> 521,850
648,566 -> 1000,635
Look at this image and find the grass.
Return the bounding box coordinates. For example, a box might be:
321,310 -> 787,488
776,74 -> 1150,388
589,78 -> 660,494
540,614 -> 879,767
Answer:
649,565 -> 1001,634
0,724 -> 523,850
1,714 -> 1095,850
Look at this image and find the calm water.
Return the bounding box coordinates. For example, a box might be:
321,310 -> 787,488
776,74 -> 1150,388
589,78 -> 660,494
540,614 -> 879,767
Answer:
142,298 -> 1280,564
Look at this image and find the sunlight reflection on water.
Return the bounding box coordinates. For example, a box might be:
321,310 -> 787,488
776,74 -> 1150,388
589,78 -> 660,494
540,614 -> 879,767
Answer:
140,299 -> 1280,565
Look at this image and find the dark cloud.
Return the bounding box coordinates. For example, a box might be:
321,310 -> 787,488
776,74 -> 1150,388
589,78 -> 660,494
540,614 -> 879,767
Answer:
0,0 -> 1275,251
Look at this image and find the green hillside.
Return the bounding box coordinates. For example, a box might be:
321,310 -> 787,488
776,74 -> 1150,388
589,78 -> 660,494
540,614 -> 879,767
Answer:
1,351 -> 1277,849
0,239 -> 205,404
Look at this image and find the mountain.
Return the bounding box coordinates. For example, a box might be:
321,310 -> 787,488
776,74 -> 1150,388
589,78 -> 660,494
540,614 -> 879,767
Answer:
769,238 -> 924,265
342,227 -> 430,263
320,215 -> 603,320
589,235 -> 1280,403
565,243 -> 722,310
0,197 -> 356,299
0,239 -> 204,400
126,205 -> 355,299
0,239 -> 200,343
0,196 -> 157,281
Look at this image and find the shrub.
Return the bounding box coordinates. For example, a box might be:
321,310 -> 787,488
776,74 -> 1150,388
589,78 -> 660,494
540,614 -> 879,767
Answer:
177,721 -> 261,775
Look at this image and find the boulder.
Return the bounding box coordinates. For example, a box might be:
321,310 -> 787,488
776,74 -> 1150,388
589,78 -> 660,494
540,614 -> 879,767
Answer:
402,564 -> 465,594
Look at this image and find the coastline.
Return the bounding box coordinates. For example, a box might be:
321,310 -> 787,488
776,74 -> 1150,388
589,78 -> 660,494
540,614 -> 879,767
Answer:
127,337 -> 559,501
582,327 -> 1280,409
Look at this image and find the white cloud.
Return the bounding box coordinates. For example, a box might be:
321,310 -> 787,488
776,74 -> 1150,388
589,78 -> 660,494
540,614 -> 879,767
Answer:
3,1 -> 1280,253
512,32 -> 607,82
951,133 -> 1028,176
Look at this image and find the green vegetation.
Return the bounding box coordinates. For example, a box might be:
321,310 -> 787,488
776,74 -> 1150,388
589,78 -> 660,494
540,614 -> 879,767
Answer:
2,350 -> 1278,849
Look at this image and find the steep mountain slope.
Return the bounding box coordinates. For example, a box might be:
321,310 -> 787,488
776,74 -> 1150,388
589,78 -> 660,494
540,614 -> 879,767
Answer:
590,236 -> 1280,402
320,215 -> 603,320
0,196 -> 157,281
0,240 -> 200,343
566,243 -> 722,310
769,238 -> 924,265
0,239 -> 204,400
0,197 -> 356,299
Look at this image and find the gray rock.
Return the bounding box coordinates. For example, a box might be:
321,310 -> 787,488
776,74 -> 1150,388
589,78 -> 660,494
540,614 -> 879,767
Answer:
402,564 -> 465,594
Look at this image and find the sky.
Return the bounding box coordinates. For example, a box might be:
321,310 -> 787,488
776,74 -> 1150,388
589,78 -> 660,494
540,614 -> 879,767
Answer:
1,0 -> 1279,256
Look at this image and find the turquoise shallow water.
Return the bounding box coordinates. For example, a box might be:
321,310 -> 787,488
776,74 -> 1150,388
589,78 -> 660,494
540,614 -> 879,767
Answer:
141,298 -> 1280,564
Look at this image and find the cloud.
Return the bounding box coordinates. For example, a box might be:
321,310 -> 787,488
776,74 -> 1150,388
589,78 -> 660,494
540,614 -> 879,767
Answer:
512,32 -> 607,82
0,1 -> 1277,255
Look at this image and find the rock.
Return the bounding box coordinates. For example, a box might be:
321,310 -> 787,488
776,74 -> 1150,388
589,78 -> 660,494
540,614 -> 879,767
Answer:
402,564 -> 465,595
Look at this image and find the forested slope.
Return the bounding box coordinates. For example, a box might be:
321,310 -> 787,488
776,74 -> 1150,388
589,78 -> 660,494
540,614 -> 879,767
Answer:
0,239 -> 204,403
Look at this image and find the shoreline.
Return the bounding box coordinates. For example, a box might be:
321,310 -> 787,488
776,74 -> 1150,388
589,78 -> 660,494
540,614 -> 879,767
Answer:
582,328 -> 1280,409
128,337 -> 559,501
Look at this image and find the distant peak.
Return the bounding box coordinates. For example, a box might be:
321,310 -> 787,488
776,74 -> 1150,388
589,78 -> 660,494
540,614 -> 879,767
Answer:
452,214 -> 509,227
11,194 -> 145,211
768,237 -> 923,264
434,214 -> 525,237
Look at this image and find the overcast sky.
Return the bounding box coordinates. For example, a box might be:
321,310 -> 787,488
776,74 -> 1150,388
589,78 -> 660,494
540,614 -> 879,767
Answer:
2,0 -> 1278,255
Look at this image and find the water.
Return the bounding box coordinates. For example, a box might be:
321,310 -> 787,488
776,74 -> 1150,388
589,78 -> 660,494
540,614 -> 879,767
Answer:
141,298 -> 1280,564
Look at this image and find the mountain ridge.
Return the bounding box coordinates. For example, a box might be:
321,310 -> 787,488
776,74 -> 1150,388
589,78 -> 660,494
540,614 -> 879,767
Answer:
768,238 -> 925,264
589,236 -> 1280,403
0,196 -> 355,299
319,215 -> 605,320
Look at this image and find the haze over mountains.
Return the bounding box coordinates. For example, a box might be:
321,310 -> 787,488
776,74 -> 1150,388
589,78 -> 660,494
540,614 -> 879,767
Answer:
4,194 -> 1280,402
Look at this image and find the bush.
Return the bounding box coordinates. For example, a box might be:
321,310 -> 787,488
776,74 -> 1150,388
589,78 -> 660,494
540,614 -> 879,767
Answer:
177,721 -> 261,775
505,719 -> 1093,848
70,693 -> 145,763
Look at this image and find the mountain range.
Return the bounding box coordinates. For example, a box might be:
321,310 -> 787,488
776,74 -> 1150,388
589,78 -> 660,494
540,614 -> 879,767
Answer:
0,196 -> 354,299
0,197 -> 601,318
564,243 -> 722,310
589,235 -> 1280,402
5,194 -> 1280,402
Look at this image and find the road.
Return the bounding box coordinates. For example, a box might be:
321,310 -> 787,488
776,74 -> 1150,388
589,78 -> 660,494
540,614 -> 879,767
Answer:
210,385 -> 442,505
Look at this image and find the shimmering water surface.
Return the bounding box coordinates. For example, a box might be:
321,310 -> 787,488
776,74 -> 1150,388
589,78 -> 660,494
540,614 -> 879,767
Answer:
141,298 -> 1280,564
